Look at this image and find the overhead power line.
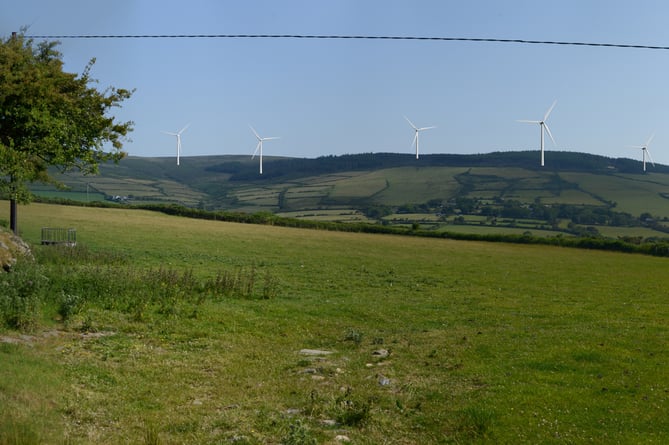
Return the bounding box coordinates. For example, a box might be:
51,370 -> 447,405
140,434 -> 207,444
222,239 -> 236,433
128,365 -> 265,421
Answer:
23,33 -> 669,51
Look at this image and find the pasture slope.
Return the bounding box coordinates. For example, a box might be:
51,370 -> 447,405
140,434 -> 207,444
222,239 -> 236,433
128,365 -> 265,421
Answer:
36,151 -> 669,216
1,201 -> 668,444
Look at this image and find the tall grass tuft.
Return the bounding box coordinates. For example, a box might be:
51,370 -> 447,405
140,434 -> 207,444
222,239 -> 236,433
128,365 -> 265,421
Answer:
453,406 -> 495,440
2,246 -> 280,331
281,419 -> 317,445
0,417 -> 42,445
0,261 -> 45,331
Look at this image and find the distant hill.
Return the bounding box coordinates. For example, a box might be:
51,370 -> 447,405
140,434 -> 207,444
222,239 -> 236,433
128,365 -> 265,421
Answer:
205,151 -> 669,181
30,151 -> 669,235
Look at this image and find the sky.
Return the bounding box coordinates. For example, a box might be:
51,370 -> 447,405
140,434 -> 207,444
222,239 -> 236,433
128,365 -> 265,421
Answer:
3,0 -> 669,167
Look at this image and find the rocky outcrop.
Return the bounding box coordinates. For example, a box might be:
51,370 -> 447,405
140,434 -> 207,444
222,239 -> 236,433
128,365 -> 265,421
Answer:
0,229 -> 32,271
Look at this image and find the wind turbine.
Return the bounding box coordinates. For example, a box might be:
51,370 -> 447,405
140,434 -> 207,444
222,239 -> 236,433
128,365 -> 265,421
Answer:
163,123 -> 190,166
405,116 -> 436,159
250,125 -> 279,175
517,101 -> 557,167
630,134 -> 656,172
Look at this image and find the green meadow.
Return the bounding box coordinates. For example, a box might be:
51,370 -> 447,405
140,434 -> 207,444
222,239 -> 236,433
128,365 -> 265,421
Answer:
1,201 -> 668,444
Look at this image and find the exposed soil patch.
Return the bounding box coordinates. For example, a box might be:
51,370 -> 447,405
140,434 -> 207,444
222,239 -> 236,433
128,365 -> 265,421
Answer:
0,329 -> 116,346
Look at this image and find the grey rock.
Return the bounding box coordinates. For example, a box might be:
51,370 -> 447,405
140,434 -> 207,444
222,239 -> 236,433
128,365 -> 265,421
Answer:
372,349 -> 389,358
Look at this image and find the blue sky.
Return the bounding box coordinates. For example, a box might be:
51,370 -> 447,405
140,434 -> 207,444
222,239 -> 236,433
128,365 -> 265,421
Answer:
3,0 -> 669,167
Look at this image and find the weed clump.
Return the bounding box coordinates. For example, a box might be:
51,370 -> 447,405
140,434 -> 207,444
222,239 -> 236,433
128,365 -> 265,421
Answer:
343,327 -> 363,345
0,260 -> 45,330
453,406 -> 495,440
56,292 -> 82,322
282,419 -> 317,445
1,245 -> 281,331
331,388 -> 372,427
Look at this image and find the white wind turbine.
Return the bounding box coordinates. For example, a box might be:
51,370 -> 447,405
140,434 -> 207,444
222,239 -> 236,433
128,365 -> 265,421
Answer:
405,116 -> 436,159
250,125 -> 279,175
630,134 -> 656,172
163,123 -> 190,166
517,101 -> 557,167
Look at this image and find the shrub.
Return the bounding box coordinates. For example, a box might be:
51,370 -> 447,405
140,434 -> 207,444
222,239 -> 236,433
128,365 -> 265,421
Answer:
0,260 -> 46,331
282,419 -> 317,445
57,292 -> 82,322
332,394 -> 372,426
343,327 -> 363,345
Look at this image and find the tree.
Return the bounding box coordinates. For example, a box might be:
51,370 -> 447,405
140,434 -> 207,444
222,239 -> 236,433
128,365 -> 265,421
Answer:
0,31 -> 133,234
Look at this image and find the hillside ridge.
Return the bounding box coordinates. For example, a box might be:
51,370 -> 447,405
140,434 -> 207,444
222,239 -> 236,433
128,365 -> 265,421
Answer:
29,150 -> 669,240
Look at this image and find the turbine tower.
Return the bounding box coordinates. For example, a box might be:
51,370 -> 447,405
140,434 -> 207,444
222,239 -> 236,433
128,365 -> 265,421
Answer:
405,116 -> 436,159
518,101 -> 557,167
250,125 -> 279,175
163,123 -> 190,166
631,134 -> 656,172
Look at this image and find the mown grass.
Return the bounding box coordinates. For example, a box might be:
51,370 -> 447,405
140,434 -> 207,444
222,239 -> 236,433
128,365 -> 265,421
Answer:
1,201 -> 668,443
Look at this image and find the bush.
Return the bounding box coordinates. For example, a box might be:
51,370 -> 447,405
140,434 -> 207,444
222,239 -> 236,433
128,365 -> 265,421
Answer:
332,394 -> 372,426
56,292 -> 82,322
1,244 -> 283,331
282,419 -> 317,445
0,260 -> 46,331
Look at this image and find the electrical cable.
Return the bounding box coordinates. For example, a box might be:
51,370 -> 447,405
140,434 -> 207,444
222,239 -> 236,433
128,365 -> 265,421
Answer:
23,34 -> 669,51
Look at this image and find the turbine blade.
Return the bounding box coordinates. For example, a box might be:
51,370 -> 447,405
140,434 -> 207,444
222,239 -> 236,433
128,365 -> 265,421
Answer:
517,120 -> 540,124
249,125 -> 261,140
646,148 -> 656,166
178,123 -> 191,134
263,137 -> 280,141
404,116 -> 418,130
411,133 -> 418,148
252,142 -> 261,159
163,131 -> 177,136
646,133 -> 655,147
543,100 -> 557,121
418,126 -> 436,131
544,123 -> 556,145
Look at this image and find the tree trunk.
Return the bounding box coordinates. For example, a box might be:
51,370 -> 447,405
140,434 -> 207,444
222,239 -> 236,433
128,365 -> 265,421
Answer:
9,198 -> 17,235
9,176 -> 18,235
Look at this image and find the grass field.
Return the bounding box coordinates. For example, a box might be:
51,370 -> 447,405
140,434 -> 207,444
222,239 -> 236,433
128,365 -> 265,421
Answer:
559,172 -> 669,216
1,201 -> 668,444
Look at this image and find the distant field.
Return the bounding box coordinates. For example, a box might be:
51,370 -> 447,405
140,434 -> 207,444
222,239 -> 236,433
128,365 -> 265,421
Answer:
595,225 -> 669,239
33,168 -> 206,207
541,188 -> 603,205
371,167 -> 464,204
277,209 -> 372,223
1,202 -> 669,443
31,190 -> 107,202
560,172 -> 669,216
437,224 -> 568,237
384,213 -> 442,222
327,171 -> 389,200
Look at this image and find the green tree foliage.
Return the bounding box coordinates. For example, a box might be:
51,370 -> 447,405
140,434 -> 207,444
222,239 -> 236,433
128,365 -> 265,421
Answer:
0,31 -> 133,226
